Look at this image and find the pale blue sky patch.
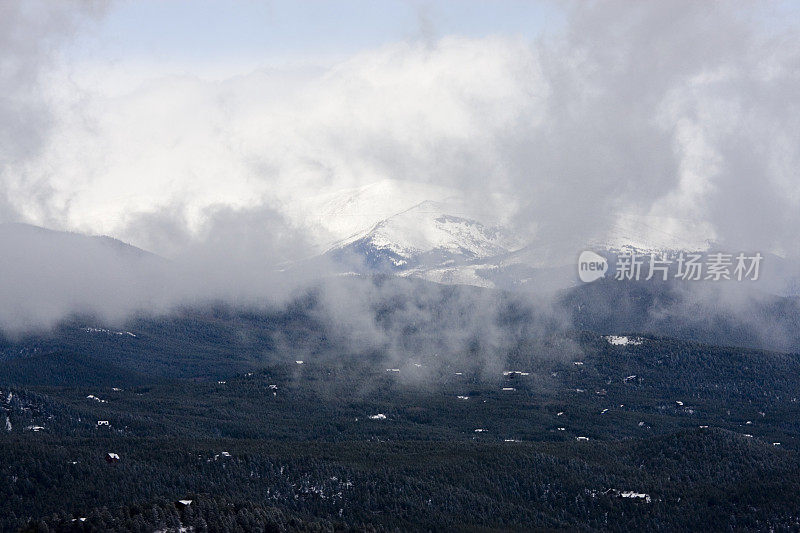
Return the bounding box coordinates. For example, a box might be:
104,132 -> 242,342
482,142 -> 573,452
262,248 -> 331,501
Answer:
66,0 -> 563,68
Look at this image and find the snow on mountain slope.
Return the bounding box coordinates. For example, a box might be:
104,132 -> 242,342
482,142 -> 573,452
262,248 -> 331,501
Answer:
327,200 -> 523,271
591,214 -> 715,254
280,178 -> 740,291
300,180 -> 723,289
284,179 -> 460,249
491,213 -> 716,273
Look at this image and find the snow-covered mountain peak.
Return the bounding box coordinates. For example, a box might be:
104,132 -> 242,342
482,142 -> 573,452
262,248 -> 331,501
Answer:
327,199 -> 523,270
288,180 -> 721,290
285,179 -> 461,249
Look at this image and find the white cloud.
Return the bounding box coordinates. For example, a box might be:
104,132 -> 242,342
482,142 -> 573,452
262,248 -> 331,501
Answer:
10,1 -> 794,262
1,0 -> 800,332
22,35 -> 544,257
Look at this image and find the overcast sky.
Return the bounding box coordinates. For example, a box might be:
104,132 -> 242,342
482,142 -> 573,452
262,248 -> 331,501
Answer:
2,0 -> 799,256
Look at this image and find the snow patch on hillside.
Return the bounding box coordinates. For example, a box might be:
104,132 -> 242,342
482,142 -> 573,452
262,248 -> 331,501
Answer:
605,336 -> 644,346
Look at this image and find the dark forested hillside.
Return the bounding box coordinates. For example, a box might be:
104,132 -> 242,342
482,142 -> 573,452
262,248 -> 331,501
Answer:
7,431 -> 800,532
562,277 -> 800,352
3,311 -> 800,530
2,279 -> 800,531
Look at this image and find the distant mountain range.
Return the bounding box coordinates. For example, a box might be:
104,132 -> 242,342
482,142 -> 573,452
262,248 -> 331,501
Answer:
2,180 -> 797,298
297,180 -> 719,291
0,222 -> 169,330
324,199 -> 523,288
0,222 -> 157,260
